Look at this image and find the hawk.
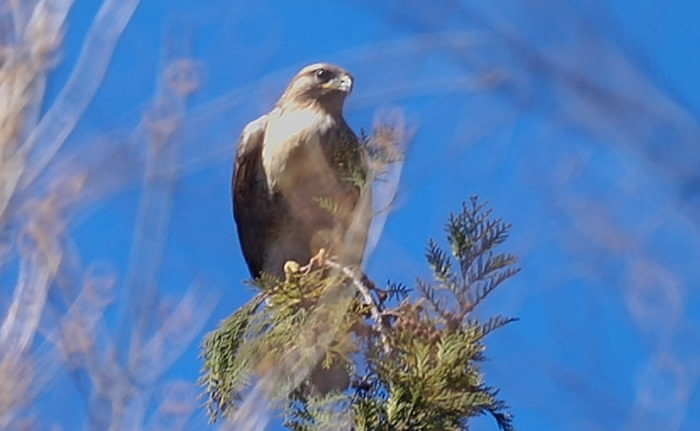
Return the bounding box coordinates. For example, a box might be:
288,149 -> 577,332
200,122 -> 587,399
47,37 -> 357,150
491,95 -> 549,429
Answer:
232,63 -> 372,279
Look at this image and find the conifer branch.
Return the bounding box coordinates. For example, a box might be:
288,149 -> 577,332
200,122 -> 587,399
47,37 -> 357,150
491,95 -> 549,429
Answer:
200,196 -> 518,430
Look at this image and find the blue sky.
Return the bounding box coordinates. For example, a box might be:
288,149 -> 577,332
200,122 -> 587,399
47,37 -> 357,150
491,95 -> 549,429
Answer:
17,0 -> 700,429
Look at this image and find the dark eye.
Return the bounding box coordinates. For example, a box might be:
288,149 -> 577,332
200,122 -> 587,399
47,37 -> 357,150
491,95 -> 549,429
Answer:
315,68 -> 333,82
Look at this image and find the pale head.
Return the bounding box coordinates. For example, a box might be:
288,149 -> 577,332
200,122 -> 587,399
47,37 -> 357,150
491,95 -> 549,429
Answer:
277,63 -> 354,116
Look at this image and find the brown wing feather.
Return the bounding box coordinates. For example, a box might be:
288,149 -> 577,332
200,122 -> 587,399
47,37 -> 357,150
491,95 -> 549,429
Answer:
232,114 -> 275,278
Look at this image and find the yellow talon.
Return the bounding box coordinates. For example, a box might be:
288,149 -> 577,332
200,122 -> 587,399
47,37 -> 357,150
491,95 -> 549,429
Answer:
284,260 -> 301,279
300,248 -> 327,274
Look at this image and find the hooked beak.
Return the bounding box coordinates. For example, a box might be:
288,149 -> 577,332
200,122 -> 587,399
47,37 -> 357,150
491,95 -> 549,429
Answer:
334,74 -> 353,93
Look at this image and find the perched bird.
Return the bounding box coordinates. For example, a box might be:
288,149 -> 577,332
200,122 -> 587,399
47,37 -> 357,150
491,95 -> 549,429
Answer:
232,63 -> 372,280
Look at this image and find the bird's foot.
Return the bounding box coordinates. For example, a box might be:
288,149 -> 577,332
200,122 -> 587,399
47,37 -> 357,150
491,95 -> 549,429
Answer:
300,248 -> 327,274
284,260 -> 301,281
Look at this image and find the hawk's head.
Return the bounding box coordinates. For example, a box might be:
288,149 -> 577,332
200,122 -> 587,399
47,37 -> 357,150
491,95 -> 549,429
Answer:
278,63 -> 354,115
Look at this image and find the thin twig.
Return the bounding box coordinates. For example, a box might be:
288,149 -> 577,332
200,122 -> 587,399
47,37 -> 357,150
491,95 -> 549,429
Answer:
325,260 -> 391,354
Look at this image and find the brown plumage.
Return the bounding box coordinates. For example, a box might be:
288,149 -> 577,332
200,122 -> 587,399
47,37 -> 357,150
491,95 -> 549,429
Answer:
232,63 -> 372,279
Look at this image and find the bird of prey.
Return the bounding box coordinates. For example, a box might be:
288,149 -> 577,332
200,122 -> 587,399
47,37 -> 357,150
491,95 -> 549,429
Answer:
232,63 -> 372,280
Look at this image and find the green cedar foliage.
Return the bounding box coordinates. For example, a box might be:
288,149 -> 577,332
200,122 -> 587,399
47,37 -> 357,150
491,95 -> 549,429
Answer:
200,196 -> 518,430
